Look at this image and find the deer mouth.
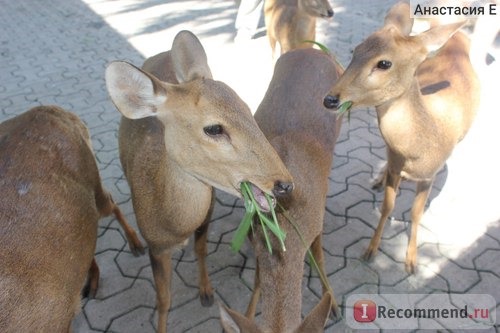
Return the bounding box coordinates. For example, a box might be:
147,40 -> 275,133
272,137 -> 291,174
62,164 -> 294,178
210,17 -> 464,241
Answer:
240,182 -> 276,213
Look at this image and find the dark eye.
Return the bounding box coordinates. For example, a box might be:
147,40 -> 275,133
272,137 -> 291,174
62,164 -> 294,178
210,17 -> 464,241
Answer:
203,124 -> 224,136
376,60 -> 392,70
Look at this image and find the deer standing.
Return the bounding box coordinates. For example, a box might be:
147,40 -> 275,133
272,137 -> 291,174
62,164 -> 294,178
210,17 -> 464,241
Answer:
323,2 -> 480,273
219,48 -> 343,332
105,30 -> 294,333
0,106 -> 143,332
264,0 -> 334,59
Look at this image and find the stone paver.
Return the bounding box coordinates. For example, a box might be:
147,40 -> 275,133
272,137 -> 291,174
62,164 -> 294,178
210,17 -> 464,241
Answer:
1,0 -> 499,332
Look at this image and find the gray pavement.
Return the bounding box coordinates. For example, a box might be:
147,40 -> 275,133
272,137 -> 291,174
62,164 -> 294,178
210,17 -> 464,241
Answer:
1,0 -> 499,332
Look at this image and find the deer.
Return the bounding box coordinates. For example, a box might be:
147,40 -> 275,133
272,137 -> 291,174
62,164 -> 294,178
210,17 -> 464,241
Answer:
323,1 -> 480,274
219,48 -> 343,332
0,105 -> 144,332
264,0 -> 334,59
105,30 -> 294,333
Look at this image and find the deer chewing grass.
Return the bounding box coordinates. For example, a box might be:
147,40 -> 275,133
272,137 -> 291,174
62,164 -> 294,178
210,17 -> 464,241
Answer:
231,182 -> 286,254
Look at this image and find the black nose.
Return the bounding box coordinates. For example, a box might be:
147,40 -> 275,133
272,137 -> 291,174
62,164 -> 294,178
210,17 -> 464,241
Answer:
323,94 -> 340,109
273,181 -> 294,196
327,9 -> 334,17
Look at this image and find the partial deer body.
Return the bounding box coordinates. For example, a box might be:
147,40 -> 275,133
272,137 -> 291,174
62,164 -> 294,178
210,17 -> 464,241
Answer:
0,106 -> 143,332
105,30 -> 293,333
264,0 -> 333,59
220,48 -> 343,332
324,2 -> 480,273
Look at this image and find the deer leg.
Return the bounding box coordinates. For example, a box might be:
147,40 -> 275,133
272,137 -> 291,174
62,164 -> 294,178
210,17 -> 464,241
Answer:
82,257 -> 99,298
194,221 -> 214,307
111,201 -> 145,256
150,250 -> 172,333
406,180 -> 433,274
363,171 -> 401,261
195,193 -> 215,307
310,235 -> 339,318
245,260 -> 260,319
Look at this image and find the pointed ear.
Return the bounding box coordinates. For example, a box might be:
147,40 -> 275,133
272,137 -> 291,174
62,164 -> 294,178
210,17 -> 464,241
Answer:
219,303 -> 260,333
416,21 -> 465,54
295,293 -> 333,333
384,1 -> 413,36
105,61 -> 168,119
171,30 -> 213,83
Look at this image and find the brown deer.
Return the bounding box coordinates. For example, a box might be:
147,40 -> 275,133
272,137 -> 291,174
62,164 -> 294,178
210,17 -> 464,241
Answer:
0,105 -> 143,332
323,2 -> 480,273
105,30 -> 294,333
219,48 -> 343,332
264,0 -> 334,59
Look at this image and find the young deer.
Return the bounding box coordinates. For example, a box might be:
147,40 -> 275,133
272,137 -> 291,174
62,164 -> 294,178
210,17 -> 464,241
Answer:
219,48 -> 343,332
264,0 -> 334,59
323,2 -> 480,273
0,106 -> 143,332
105,30 -> 294,333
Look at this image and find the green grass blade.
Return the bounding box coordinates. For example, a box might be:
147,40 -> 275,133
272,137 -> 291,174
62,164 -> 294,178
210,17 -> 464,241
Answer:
231,211 -> 254,252
302,40 -> 330,54
277,203 -> 334,296
259,217 -> 273,254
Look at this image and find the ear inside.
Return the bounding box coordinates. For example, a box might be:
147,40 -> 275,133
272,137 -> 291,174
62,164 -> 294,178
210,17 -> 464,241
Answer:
417,21 -> 465,54
383,1 -> 413,36
219,303 -> 260,333
171,30 -> 213,83
295,293 -> 333,333
105,61 -> 167,119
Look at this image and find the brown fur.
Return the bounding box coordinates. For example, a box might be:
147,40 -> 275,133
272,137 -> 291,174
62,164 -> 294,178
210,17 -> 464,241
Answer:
265,0 -> 333,59
0,106 -> 143,332
325,2 -> 480,273
220,48 -> 343,332
106,30 -> 293,333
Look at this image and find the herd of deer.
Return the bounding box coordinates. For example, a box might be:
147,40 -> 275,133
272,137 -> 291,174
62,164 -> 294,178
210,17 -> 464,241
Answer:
0,1 -> 482,332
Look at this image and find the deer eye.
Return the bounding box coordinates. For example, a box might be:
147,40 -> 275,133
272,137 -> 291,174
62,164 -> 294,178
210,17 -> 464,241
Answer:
376,60 -> 392,70
203,124 -> 224,137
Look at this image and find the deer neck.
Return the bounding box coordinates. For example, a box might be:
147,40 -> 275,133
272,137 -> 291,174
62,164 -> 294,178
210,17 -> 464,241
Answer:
257,234 -> 306,333
376,79 -> 439,154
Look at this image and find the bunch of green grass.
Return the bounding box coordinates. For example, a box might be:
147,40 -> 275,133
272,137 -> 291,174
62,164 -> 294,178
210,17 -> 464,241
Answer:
231,182 -> 286,254
231,184 -> 337,311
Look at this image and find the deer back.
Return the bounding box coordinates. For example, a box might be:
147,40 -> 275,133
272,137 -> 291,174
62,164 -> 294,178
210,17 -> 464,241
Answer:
0,106 -> 109,332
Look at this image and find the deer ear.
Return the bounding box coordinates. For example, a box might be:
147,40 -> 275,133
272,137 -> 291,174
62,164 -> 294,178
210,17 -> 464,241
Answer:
416,21 -> 465,54
171,30 -> 213,83
294,293 -> 333,333
383,1 -> 413,36
105,61 -> 168,120
219,303 -> 260,333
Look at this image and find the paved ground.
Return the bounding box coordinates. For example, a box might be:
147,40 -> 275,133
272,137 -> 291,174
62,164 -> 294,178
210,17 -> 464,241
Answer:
1,0 -> 499,332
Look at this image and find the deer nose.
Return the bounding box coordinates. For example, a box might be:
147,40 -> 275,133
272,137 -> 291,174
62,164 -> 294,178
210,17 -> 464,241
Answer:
323,94 -> 340,109
273,181 -> 294,196
327,9 -> 334,17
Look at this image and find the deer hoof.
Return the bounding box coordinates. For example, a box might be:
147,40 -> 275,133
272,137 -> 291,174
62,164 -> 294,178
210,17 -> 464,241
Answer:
130,241 -> 146,257
199,291 -> 214,307
362,247 -> 377,262
405,260 -> 417,274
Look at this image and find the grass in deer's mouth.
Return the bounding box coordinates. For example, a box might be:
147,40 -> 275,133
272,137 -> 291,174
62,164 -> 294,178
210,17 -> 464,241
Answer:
231,182 -> 286,254
336,101 -> 352,121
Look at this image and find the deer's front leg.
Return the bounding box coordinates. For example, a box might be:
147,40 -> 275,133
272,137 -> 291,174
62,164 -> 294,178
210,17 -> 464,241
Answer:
363,171 -> 401,261
150,250 -> 172,333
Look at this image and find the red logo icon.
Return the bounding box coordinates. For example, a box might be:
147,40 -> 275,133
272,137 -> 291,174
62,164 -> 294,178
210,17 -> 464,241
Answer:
353,299 -> 377,322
